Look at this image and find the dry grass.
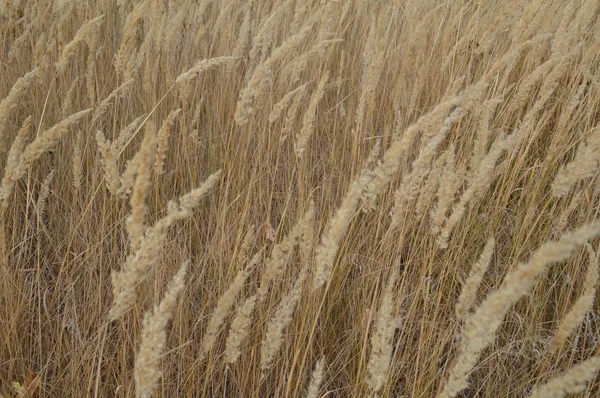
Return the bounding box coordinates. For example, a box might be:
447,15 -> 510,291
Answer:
1,0 -> 600,397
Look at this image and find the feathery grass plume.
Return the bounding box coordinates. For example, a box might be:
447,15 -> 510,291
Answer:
0,68 -> 39,151
283,39 -> 343,85
390,107 -> 462,223
549,244 -> 599,354
500,69 -> 563,164
260,264 -> 308,373
213,1 -> 235,35
571,0 -> 599,46
121,31 -> 147,83
281,84 -> 309,144
532,56 -> 572,117
83,13 -> 102,101
113,114 -> 147,155
162,5 -> 187,58
362,104 -> 452,210
455,237 -> 495,320
291,0 -> 311,33
580,33 -> 600,73
269,83 -> 308,124
154,109 -> 181,175
554,192 -> 583,236
61,77 -> 80,118
438,222 -> 600,398
0,68 -> 39,120
248,0 -> 290,63
436,133 -> 514,249
527,356 -> 600,398
148,0 -> 166,55
319,0 -> 341,38
314,169 -> 374,290
526,55 -> 571,124
258,201 -> 314,299
305,356 -> 326,398
92,79 -> 134,124
7,22 -> 32,61
430,145 -> 465,235
127,123 -> 157,251
72,134 -> 82,190
201,250 -> 262,358
1,116 -> 32,211
549,1 -> 578,58
232,1 -> 254,58
119,153 -> 141,198
441,76 -> 468,102
56,15 -> 105,71
139,29 -> 158,94
365,35 -> 549,207
551,124 -> 600,198
223,294 -> 257,365
96,130 -> 122,196
114,0 -> 148,74
135,260 -> 188,398
137,22 -> 156,66
505,58 -> 558,117
366,269 -> 398,396
471,98 -> 503,173
548,83 -> 588,160
365,138 -> 383,167
299,201 -> 316,265
175,57 -> 238,102
109,170 -> 222,321
190,97 -> 205,130
33,29 -> 50,66
36,169 -> 55,220
312,137 -> 381,288
361,12 -> 378,70
112,118 -> 151,199
295,72 -> 329,159
15,109 -> 91,185
414,152 -> 444,218
234,23 -> 314,126
514,0 -> 555,47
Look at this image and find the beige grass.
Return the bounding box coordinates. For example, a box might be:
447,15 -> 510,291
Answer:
135,261 -> 189,398
305,356 -> 326,398
365,269 -> 399,396
455,237 -> 496,320
528,356 -> 600,398
439,223 -> 600,398
2,1 -> 600,397
549,244 -> 599,354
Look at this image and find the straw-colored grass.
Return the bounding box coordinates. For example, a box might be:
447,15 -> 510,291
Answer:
1,1 -> 600,397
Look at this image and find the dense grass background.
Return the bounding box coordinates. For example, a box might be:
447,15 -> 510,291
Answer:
1,0 -> 600,396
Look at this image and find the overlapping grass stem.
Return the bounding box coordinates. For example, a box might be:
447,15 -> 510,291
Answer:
2,0 -> 600,397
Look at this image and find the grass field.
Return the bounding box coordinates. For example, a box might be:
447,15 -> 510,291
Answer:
1,0 -> 600,396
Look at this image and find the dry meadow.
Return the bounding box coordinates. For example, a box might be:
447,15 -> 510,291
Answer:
1,0 -> 600,396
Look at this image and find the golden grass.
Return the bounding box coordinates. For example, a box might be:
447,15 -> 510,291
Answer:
1,0 -> 600,397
